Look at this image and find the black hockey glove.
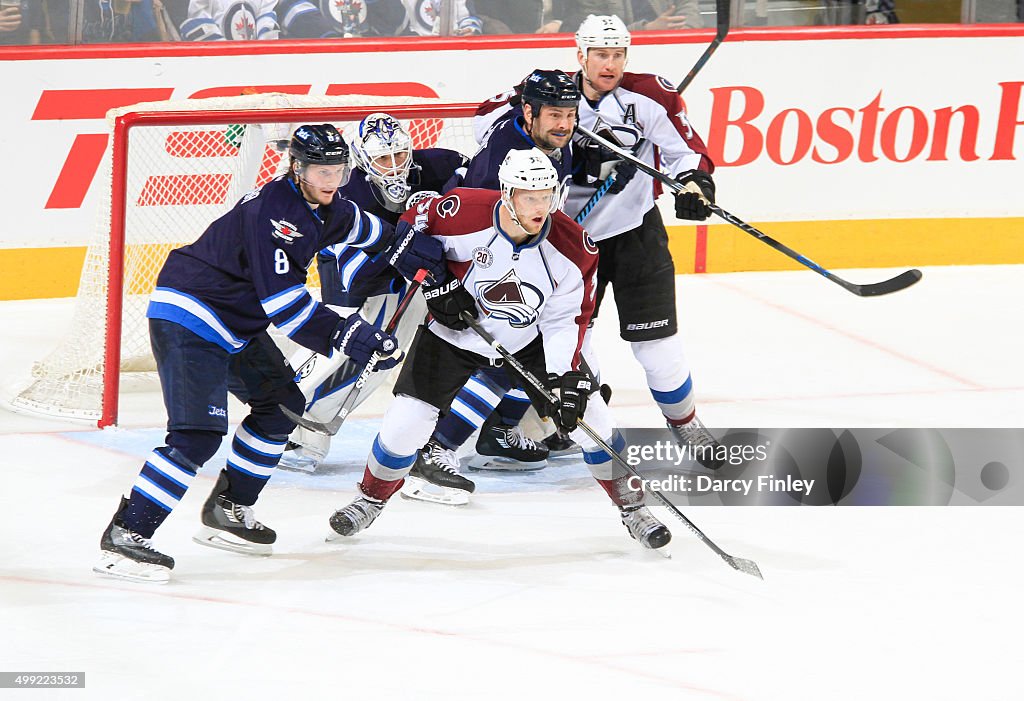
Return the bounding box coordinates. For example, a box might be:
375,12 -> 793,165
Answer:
673,170 -> 715,221
423,275 -> 478,331
331,314 -> 403,370
550,371 -> 595,433
383,225 -> 447,284
606,160 -> 638,194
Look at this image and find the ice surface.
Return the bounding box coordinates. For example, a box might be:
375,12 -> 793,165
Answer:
1,266 -> 1021,700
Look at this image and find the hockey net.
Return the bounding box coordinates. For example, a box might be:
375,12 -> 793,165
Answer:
12,94 -> 479,427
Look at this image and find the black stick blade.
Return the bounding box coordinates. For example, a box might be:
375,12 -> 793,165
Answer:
848,268 -> 923,297
724,554 -> 764,579
279,404 -> 341,436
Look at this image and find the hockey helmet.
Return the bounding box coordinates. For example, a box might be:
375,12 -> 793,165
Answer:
498,148 -> 562,229
289,124 -> 350,166
521,69 -> 581,112
575,14 -> 631,53
350,112 -> 415,208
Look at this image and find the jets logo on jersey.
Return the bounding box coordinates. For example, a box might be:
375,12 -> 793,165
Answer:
437,195 -> 461,219
271,219 -> 303,244
477,269 -> 544,329
222,2 -> 258,40
323,0 -> 367,32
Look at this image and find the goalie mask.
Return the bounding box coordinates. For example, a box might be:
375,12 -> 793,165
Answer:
497,148 -> 561,233
351,113 -> 416,211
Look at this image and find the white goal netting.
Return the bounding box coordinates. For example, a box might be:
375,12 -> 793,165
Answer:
12,93 -> 478,425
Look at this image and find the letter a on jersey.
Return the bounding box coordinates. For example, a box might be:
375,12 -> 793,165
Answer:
477,269 -> 544,328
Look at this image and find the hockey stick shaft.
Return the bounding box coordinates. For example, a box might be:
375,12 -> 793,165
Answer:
575,124 -> 922,297
574,172 -> 616,224
461,312 -> 763,579
676,0 -> 732,94
281,268 -> 430,436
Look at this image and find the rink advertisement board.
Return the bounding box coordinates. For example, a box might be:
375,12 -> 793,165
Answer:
617,428 -> 1023,506
1,26 -> 1023,299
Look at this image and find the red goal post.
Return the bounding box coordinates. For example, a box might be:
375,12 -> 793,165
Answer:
12,95 -> 480,428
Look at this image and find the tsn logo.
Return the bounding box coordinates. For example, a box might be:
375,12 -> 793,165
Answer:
33,82 -> 440,211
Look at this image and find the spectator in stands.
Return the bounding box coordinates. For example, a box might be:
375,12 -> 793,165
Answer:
863,0 -> 898,24
472,0 -> 544,34
1,0 -> 70,44
538,1 -> 701,34
180,0 -> 279,40
82,0 -> 175,43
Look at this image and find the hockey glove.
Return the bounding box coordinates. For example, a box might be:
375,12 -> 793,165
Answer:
550,371 -> 595,433
674,170 -> 715,221
331,314 -> 403,370
423,275 -> 478,331
606,160 -> 638,194
384,225 -> 447,284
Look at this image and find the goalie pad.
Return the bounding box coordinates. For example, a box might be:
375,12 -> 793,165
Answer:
284,291 -> 427,462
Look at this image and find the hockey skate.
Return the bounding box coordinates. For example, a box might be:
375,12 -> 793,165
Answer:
542,429 -> 580,458
192,471 -> 276,556
667,415 -> 725,470
401,440 -> 476,506
620,505 -> 672,550
468,415 -> 548,471
328,487 -> 387,538
94,497 -> 174,583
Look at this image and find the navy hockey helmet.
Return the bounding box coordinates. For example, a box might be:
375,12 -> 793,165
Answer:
521,69 -> 580,113
289,124 -> 349,166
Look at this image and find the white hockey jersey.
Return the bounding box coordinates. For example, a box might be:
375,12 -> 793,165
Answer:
567,72 -> 713,240
399,188 -> 597,375
181,0 -> 280,41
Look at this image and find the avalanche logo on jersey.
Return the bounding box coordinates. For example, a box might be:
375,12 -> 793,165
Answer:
222,2 -> 258,40
591,117 -> 643,149
271,219 -> 303,244
437,195 -> 461,219
477,269 -> 544,329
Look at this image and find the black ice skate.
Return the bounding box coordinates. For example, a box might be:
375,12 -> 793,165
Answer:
401,440 -> 476,506
328,487 -> 387,538
667,415 -> 725,470
542,429 -> 580,458
94,496 -> 175,583
468,414 -> 548,471
620,505 -> 672,550
193,471 -> 276,556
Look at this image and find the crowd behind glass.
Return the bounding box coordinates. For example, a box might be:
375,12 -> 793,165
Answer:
1,0 -> 1021,47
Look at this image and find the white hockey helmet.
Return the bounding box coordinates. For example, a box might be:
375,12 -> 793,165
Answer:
498,148 -> 561,229
350,112 -> 414,208
575,14 -> 631,53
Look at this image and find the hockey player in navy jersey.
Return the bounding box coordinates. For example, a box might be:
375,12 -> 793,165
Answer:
404,70 -> 584,502
94,124 -> 446,583
328,149 -> 672,552
279,112 -> 467,473
566,14 -> 724,468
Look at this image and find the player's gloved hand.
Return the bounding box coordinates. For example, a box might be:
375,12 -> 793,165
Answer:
384,225 -> 447,284
423,275 -> 478,331
607,160 -> 638,194
331,314 -> 403,370
549,371 -> 595,432
674,170 -> 715,221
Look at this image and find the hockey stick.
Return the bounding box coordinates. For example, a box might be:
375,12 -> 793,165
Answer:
280,268 -> 430,436
574,172 -> 617,224
676,0 -> 732,94
576,124 -> 922,297
461,311 -> 763,579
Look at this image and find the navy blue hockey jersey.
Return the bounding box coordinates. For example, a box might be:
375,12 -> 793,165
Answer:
320,148 -> 466,304
445,116 -> 572,193
147,176 -> 393,358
